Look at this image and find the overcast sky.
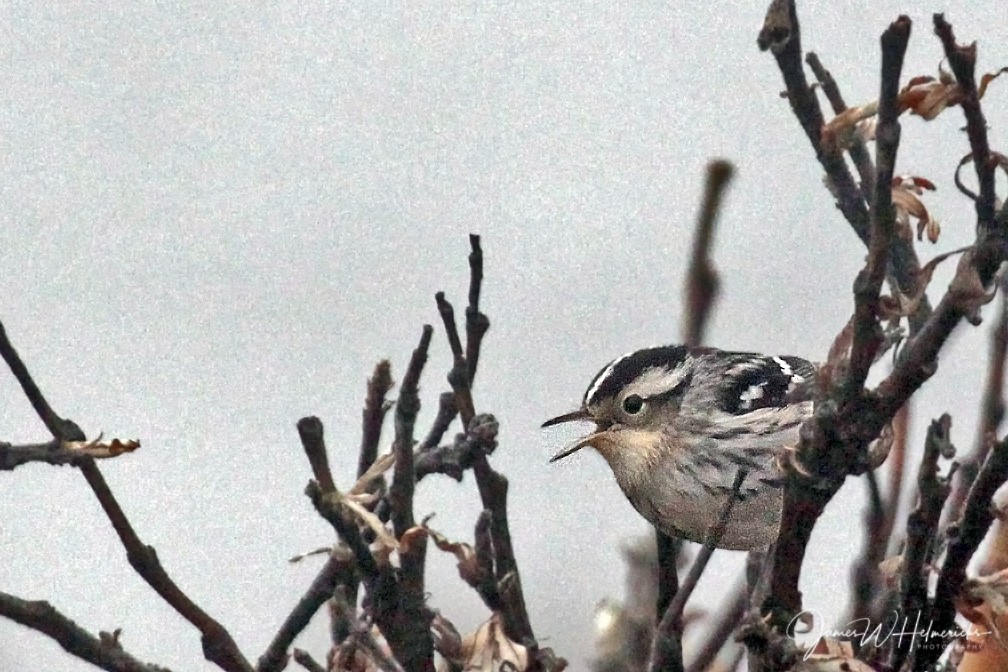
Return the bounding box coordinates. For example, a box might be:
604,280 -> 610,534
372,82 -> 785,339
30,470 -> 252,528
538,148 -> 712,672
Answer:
2,2 -> 1007,670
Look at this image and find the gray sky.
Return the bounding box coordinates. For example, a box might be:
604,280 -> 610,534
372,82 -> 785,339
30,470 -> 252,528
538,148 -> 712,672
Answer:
2,2 -> 1006,670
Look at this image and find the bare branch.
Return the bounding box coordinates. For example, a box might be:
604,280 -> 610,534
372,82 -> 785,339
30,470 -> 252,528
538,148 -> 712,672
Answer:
890,414 -> 953,671
359,360 -> 394,479
256,548 -> 357,672
0,591 -> 173,672
0,320 -> 85,442
934,14 -> 998,231
290,649 -> 326,672
465,234 -> 490,384
683,160 -> 733,348
923,434 -> 1008,667
435,293 -> 476,426
846,16 -> 911,393
806,51 -> 876,198
390,325 -> 433,537
649,469 -> 747,672
297,417 -> 336,495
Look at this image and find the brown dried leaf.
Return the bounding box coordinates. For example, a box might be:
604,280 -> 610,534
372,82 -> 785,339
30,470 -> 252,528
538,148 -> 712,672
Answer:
332,493 -> 399,552
978,67 -> 1008,99
821,101 -> 879,150
948,248 -> 999,324
457,613 -> 529,672
349,451 -> 395,496
63,435 -> 140,458
424,524 -> 485,587
891,175 -> 939,243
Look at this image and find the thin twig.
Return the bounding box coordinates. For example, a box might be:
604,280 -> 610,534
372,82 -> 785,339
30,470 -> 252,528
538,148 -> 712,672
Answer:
435,293 -> 476,426
0,320 -> 85,442
890,414 -> 953,671
934,14 -> 997,231
0,439 -> 131,471
0,591 -> 174,672
297,417 -> 336,495
390,325 -> 433,537
465,234 -> 490,384
359,360 -> 394,479
683,160 -> 733,348
805,51 -> 876,199
649,469 -> 747,672
256,548 -> 357,672
290,649 -> 326,672
304,479 -> 378,578
948,277 -> 1008,520
845,15 -> 911,395
683,579 -> 748,672
923,434 -> 1008,668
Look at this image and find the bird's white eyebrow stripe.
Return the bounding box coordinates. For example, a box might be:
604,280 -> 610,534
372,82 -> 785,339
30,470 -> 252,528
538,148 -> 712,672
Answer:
773,356 -> 792,377
585,350 -> 636,405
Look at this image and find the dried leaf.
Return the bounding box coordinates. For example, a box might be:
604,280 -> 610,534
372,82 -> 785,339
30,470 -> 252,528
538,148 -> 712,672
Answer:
891,175 -> 939,244
948,248 -> 999,324
349,451 -> 396,496
288,546 -> 333,563
456,613 -> 529,672
822,101 -> 879,150
424,524 -> 485,587
63,434 -> 140,458
818,317 -> 855,392
328,492 -> 400,552
978,67 -> 1008,99
868,423 -> 895,469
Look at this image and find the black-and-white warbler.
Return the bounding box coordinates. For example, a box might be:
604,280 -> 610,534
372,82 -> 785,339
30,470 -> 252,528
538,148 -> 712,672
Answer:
543,345 -> 816,550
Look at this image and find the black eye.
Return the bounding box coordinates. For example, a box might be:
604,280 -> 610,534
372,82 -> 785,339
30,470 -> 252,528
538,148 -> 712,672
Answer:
622,394 -> 644,415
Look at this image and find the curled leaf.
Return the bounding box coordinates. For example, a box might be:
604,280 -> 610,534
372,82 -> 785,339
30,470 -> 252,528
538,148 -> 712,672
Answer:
424,524 -> 485,587
878,554 -> 904,590
349,451 -> 396,496
892,175 -> 939,244
456,613 -> 529,672
948,248 -> 999,324
63,434 -> 140,458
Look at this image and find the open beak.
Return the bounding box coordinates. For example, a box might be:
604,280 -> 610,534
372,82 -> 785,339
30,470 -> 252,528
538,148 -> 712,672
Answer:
541,408 -> 592,428
548,431 -> 609,463
541,408 -> 609,463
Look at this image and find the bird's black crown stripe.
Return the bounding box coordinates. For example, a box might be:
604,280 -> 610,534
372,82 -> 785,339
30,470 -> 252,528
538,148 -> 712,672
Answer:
584,345 -> 691,406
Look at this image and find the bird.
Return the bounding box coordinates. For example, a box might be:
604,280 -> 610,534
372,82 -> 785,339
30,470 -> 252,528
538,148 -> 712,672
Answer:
542,344 -> 817,551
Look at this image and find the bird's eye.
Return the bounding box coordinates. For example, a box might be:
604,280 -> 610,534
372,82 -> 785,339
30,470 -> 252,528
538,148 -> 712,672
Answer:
622,394 -> 644,415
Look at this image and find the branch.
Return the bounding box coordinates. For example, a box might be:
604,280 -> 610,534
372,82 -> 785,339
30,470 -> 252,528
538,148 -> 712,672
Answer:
0,439 -> 132,471
304,479 -> 378,579
934,14 -> 998,232
0,320 -> 85,442
435,293 -> 476,426
683,159 -> 733,348
923,434 -> 1008,668
0,591 -> 173,672
649,469 -> 747,672
683,580 -> 748,672
846,15 -> 911,393
390,325 -> 433,537
758,0 -> 929,315
465,234 -> 490,384
890,414 -> 953,671
79,458 -> 254,672
256,548 -> 357,672
949,279 -> 1008,521
1,318 -> 251,672
297,417 -> 336,495
805,51 -> 876,198
359,360 -> 394,479
290,649 -> 326,672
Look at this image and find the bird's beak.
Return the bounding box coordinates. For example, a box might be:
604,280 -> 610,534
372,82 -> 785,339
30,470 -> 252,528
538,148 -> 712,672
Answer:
548,431 -> 608,463
542,407 -> 609,463
541,408 -> 592,428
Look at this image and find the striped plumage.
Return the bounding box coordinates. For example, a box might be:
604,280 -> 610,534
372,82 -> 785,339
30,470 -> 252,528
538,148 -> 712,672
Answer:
544,345 -> 816,550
